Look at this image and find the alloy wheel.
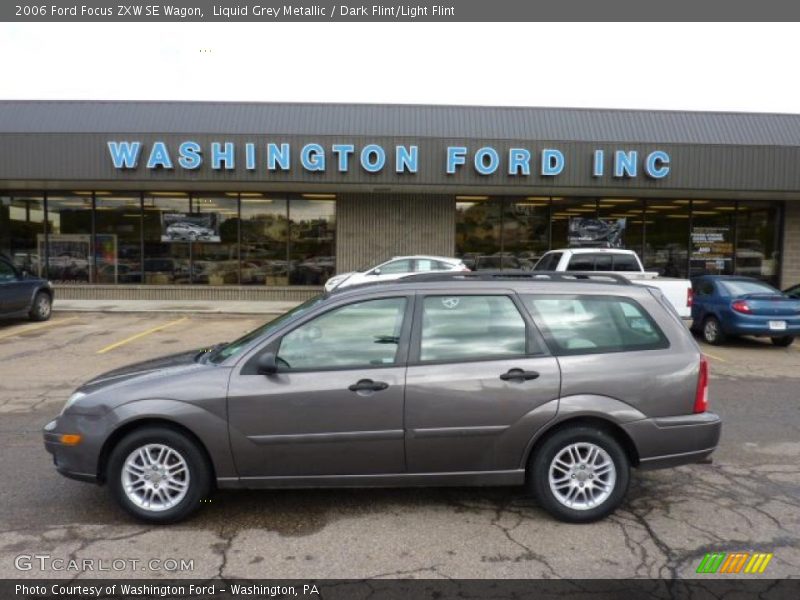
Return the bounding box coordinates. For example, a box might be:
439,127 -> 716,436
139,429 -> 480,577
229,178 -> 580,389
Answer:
121,444 -> 191,512
548,442 -> 616,510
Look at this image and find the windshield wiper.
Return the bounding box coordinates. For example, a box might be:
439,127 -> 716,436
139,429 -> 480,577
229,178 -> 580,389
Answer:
195,342 -> 228,363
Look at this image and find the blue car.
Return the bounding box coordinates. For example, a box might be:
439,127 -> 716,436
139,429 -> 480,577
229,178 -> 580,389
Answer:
691,275 -> 800,347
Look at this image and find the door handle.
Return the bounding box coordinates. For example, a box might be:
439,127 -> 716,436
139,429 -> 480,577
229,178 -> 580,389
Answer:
499,369 -> 540,382
348,379 -> 389,392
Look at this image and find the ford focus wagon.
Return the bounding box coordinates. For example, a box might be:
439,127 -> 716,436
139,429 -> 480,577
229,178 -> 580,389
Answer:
43,272 -> 721,523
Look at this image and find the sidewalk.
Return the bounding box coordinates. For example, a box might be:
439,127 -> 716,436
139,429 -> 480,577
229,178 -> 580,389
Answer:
53,299 -> 301,315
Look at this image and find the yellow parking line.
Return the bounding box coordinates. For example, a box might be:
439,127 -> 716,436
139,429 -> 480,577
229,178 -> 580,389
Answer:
0,317 -> 80,342
97,317 -> 189,354
703,350 -> 728,363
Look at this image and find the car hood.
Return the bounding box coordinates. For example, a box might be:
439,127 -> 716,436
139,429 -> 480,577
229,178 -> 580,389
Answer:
79,347 -> 213,393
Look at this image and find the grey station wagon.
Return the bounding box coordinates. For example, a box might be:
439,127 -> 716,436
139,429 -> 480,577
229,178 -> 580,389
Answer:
43,272 -> 721,523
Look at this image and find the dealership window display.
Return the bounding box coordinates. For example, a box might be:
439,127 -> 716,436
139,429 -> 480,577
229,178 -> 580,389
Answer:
288,197 -> 336,286
143,194 -> 192,285
43,194 -> 93,283
240,194 -> 290,286
191,195 -> 239,285
0,195 -> 45,274
94,194 -> 143,284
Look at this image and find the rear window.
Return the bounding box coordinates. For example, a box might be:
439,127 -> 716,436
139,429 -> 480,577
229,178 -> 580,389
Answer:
612,254 -> 639,272
533,253 -> 562,271
720,280 -> 779,296
566,254 -> 596,271
522,295 -> 669,355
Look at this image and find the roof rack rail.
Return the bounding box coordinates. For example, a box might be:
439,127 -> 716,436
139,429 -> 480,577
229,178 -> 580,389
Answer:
396,270 -> 633,285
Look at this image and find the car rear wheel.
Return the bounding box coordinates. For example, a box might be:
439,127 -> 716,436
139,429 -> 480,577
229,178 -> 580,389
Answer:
771,336 -> 794,347
107,427 -> 212,523
29,291 -> 52,322
702,316 -> 726,345
528,426 -> 630,523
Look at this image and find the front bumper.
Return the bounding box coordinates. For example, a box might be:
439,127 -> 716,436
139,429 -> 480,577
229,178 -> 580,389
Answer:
621,412 -> 722,470
43,418 -> 101,484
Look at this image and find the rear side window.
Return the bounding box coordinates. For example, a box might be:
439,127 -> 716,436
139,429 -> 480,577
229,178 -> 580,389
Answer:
612,254 -> 639,272
522,295 -> 669,355
533,252 -> 562,271
419,295 -> 530,362
377,259 -> 413,274
566,254 -> 596,271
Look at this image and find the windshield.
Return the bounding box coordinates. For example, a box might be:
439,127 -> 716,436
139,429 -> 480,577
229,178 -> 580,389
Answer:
721,280 -> 780,297
207,295 -> 325,364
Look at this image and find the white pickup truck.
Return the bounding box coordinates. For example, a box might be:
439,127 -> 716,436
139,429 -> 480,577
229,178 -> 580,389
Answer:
532,248 -> 693,318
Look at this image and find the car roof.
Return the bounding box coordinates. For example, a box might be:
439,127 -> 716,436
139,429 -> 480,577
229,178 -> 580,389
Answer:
692,275 -> 762,281
329,271 -> 650,299
388,255 -> 461,263
551,248 -> 636,255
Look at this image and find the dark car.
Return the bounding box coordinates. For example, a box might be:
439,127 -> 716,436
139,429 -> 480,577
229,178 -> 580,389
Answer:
44,272 -> 720,525
0,255 -> 53,321
691,275 -> 800,346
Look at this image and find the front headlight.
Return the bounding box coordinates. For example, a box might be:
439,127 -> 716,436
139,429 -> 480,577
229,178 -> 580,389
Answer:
61,391 -> 86,415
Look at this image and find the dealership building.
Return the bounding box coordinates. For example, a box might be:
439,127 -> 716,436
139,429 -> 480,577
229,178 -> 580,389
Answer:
1,100 -> 799,302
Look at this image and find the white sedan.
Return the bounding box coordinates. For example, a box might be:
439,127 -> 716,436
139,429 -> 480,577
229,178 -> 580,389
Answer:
324,255 -> 469,291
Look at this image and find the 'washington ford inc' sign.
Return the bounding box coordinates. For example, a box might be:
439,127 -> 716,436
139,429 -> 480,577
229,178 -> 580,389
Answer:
106,141 -> 671,179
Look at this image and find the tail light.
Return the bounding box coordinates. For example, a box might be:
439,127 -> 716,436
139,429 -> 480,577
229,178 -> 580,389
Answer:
694,356 -> 709,414
687,288 -> 694,308
731,300 -> 751,314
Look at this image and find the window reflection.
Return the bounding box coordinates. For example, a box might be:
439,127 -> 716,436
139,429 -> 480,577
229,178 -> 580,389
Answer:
95,194 -> 142,284
289,199 -> 336,285
1,195 -> 45,274
240,195 -> 289,286
45,194 -> 93,283
192,195 -> 239,285
736,201 -> 780,285
642,199 -> 691,277
143,194 -> 191,284
456,199 -> 502,270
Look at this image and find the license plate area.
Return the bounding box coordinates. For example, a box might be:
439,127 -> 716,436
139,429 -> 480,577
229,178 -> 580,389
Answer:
768,320 -> 787,331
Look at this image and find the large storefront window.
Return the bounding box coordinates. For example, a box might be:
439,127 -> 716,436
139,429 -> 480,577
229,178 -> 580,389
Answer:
240,194 -> 289,285
45,194 -> 93,283
289,197 -> 336,285
689,201 -> 737,278
143,194 -> 192,284
642,199 -> 691,277
598,198 -> 644,255
1,195 -> 45,274
736,201 -> 781,285
503,198 -> 550,269
95,193 -> 142,284
192,195 -> 240,285
456,197 -> 502,269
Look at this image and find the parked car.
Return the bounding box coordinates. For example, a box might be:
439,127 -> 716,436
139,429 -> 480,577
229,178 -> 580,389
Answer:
165,222 -> 215,242
0,255 -> 53,321
324,255 -> 468,291
44,271 -> 720,524
532,248 -> 694,318
691,275 -> 800,346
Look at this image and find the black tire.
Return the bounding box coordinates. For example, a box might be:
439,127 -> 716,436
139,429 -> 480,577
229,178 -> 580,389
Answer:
29,291 -> 52,322
527,426 -> 630,523
702,316 -> 726,345
107,426 -> 212,524
771,336 -> 794,347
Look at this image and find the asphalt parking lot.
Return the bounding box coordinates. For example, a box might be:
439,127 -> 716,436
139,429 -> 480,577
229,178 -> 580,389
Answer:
0,312 -> 798,580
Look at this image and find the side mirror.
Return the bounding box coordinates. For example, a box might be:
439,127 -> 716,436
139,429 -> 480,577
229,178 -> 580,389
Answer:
257,352 -> 279,375
20,269 -> 31,279
371,268 -> 381,276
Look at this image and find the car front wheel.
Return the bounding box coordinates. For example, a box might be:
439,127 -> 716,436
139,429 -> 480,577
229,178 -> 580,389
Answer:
107,427 -> 212,523
528,426 -> 630,523
771,336 -> 794,347
29,291 -> 52,321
